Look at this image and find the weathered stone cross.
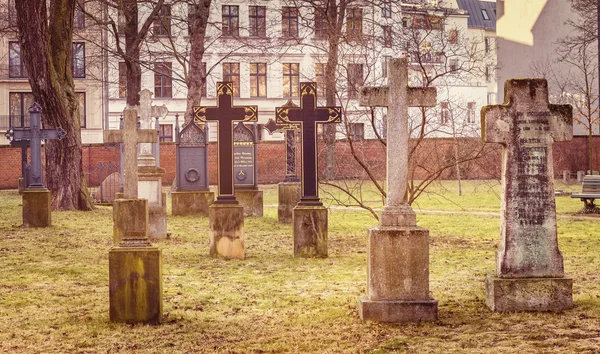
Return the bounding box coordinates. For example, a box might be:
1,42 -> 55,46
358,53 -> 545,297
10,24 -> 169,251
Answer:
104,108 -> 158,199
482,79 -> 572,278
360,58 -> 436,226
138,89 -> 168,167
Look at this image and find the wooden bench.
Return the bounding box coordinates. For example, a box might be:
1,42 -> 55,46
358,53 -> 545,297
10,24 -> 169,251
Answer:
571,175 -> 600,212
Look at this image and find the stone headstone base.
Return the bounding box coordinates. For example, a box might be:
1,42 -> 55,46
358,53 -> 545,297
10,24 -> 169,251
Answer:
278,182 -> 301,224
209,203 -> 245,259
234,189 -> 263,216
485,275 -> 573,312
171,191 -> 214,216
18,177 -> 24,195
148,192 -> 167,240
358,297 -> 438,323
22,188 -> 51,228
109,246 -> 162,324
113,198 -> 148,245
293,206 -> 327,258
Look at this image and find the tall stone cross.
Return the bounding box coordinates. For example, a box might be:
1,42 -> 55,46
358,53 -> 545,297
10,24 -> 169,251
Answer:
276,82 -> 341,206
193,82 -> 258,203
4,102 -> 65,189
138,89 -> 168,167
360,57 -> 436,226
104,108 -> 158,199
265,99 -> 301,182
482,79 -> 572,277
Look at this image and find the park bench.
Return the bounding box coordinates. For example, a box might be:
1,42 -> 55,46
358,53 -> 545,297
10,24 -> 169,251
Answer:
571,175 -> 600,213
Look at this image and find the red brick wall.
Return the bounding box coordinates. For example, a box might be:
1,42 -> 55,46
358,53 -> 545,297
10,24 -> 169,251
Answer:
0,136 -> 598,189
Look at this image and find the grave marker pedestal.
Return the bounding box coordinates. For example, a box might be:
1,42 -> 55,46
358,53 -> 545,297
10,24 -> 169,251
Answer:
482,79 -> 573,312
358,58 -> 438,323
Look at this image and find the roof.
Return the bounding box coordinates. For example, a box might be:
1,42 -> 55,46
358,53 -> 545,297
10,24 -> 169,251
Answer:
455,0 -> 496,31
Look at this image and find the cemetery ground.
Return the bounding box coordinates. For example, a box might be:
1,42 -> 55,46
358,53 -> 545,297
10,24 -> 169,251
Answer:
1,181 -> 600,353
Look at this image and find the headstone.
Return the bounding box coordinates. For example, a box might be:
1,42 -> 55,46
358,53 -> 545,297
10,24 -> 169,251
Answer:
482,78 -> 573,312
357,58 -> 439,323
194,82 -> 258,259
104,107 -> 162,324
98,172 -> 121,203
172,114 -> 214,216
577,171 -> 585,182
233,122 -> 263,216
5,102 -> 65,227
275,82 -> 341,257
562,170 -> 570,184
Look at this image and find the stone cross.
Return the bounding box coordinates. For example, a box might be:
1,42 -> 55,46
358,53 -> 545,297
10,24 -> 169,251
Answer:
360,57 -> 436,226
482,79 -> 572,278
4,102 -> 65,189
265,99 -> 301,182
104,108 -> 158,199
276,82 -> 341,206
193,82 -> 258,203
138,89 -> 168,167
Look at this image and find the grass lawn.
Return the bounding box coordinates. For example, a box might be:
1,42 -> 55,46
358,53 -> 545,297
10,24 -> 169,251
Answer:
1,180 -> 600,353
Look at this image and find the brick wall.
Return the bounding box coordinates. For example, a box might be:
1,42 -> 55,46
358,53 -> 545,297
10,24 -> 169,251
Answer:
0,136 -> 598,189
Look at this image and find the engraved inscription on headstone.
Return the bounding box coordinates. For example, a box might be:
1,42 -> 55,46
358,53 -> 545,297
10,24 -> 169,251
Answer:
233,122 -> 257,189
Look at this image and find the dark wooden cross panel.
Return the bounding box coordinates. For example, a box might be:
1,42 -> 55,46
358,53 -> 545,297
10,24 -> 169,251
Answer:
276,82 -> 341,206
194,82 -> 258,203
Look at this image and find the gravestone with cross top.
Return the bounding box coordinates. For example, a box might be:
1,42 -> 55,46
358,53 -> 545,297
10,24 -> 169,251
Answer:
265,99 -> 301,182
194,82 -> 258,204
482,78 -> 573,312
275,82 -> 341,206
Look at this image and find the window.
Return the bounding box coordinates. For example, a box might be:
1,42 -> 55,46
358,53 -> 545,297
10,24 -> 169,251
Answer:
348,123 -> 364,141
486,65 -> 493,82
382,1 -> 392,18
201,62 -> 207,97
282,63 -> 299,97
441,102 -> 450,125
153,4 -> 171,36
9,92 -> 34,127
77,92 -> 86,128
249,6 -> 266,37
383,26 -> 392,47
485,37 -> 491,54
347,64 -> 363,99
449,29 -> 458,44
346,8 -> 362,38
222,5 -> 239,36
314,7 -> 327,39
9,42 -> 27,78
72,43 -> 85,78
481,9 -> 490,20
154,62 -> 172,98
159,124 -> 173,142
250,63 -> 267,97
118,9 -> 126,34
467,102 -> 475,124
449,58 -> 458,72
315,63 -> 326,97
8,0 -> 16,27
487,93 -> 496,105
402,17 -> 410,28
74,0 -> 85,29
118,62 -> 127,98
382,55 -> 391,78
222,62 -> 240,96
282,7 -> 298,37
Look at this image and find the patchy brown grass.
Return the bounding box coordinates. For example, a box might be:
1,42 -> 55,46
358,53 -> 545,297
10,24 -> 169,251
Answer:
1,185 -> 600,353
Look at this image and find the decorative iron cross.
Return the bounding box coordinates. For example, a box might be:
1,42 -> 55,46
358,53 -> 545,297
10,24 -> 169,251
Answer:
5,102 -> 65,189
276,82 -> 341,206
194,82 -> 258,203
265,99 -> 301,182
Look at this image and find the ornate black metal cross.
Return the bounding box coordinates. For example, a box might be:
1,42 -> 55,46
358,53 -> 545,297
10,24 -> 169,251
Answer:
265,100 -> 301,182
194,82 -> 258,204
5,102 -> 65,189
276,82 -> 341,206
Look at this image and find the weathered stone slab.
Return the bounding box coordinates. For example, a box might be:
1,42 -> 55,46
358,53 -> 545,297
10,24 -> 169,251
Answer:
113,198 -> 149,245
22,188 -> 51,228
98,172 -> 120,203
234,189 -> 263,216
17,177 -> 24,195
278,182 -> 301,223
293,205 -> 327,258
485,276 -> 573,312
172,191 -> 214,216
209,204 -> 245,259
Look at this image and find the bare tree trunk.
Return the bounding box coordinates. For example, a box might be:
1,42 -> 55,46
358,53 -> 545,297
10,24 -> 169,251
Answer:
16,0 -> 92,210
124,0 -> 141,106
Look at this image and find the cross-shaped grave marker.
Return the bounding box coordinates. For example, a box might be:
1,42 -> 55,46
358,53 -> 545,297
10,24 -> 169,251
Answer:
276,82 -> 341,206
360,57 -> 436,226
193,82 -> 258,203
138,89 -> 168,167
265,99 -> 301,182
104,108 -> 158,199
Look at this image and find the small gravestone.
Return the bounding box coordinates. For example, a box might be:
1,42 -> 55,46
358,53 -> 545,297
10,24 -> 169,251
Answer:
562,170 -> 570,184
233,122 -> 263,216
172,115 -> 214,216
482,78 -> 573,312
98,172 -> 121,203
577,171 -> 585,182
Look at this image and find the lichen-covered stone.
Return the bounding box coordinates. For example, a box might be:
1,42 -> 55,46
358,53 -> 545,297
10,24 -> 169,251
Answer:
113,199 -> 149,245
293,206 -> 327,258
171,191 -> 214,216
485,276 -> 573,312
234,190 -> 263,217
22,188 -> 51,228
278,182 -> 300,224
209,204 -> 245,259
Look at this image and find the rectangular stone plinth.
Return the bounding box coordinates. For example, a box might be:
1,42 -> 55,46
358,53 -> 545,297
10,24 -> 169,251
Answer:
209,204 -> 245,259
367,226 -> 431,300
171,191 -> 214,216
278,182 -> 301,224
234,190 -> 263,217
109,246 -> 162,324
113,199 -> 148,245
485,275 -> 573,312
22,189 -> 51,228
293,206 -> 327,258
359,296 -> 438,323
